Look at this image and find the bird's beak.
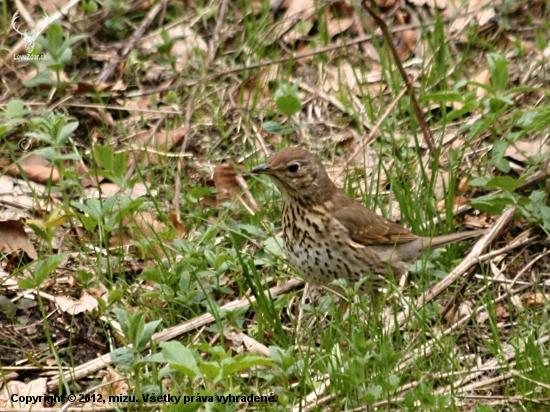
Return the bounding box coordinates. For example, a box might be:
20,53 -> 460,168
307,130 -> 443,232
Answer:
251,164 -> 271,174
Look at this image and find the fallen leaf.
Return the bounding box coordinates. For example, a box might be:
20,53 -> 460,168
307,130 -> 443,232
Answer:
55,292 -> 98,314
505,140 -> 550,163
214,162 -> 241,205
524,293 -> 550,308
0,378 -> 47,409
468,68 -> 491,99
5,154 -> 59,184
0,220 -> 37,259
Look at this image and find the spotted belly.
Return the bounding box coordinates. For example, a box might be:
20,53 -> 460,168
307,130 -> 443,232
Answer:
282,207 -> 390,293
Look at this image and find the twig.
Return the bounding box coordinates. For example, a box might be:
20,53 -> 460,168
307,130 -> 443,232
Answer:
47,279 -> 302,391
386,207 -> 516,333
124,25 -> 422,98
97,1 -> 164,83
362,1 -> 435,154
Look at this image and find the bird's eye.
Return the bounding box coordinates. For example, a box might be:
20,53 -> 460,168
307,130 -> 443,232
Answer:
287,163 -> 300,173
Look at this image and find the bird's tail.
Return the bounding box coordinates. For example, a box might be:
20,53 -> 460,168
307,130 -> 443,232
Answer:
421,229 -> 488,251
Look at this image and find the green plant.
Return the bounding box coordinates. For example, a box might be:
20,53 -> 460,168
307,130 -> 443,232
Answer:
24,22 -> 86,92
261,81 -> 303,136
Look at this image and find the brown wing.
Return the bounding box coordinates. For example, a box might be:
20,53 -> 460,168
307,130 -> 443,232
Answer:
331,190 -> 418,246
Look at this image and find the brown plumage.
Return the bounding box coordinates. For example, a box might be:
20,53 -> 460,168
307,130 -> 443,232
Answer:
252,147 -> 486,294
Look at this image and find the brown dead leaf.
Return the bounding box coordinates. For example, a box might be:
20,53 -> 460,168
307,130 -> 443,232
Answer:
524,292 -> 550,308
88,282 -> 108,298
408,0 -> 446,9
124,96 -> 152,116
436,195 -> 468,211
468,68 -> 491,99
0,378 -> 47,409
233,67 -> 274,110
112,212 -> 171,258
226,329 -> 271,357
213,162 -> 259,215
278,0 -> 316,43
505,140 -> 550,163
495,303 -> 510,319
449,0 -> 496,33
326,1 -> 355,38
393,8 -> 420,62
55,293 -> 98,315
141,26 -> 208,65
5,154 -> 59,184
468,0 -> 496,26
168,212 -> 186,238
214,162 -> 241,205
0,220 -> 37,259
444,300 -> 473,323
38,0 -> 66,13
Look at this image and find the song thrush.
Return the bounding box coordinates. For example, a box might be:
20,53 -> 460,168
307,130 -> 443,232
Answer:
252,147 -> 486,294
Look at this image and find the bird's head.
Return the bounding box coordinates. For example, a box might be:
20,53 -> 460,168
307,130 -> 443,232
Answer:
251,147 -> 335,204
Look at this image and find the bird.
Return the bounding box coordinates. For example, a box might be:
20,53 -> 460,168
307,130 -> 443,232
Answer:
251,147 -> 486,295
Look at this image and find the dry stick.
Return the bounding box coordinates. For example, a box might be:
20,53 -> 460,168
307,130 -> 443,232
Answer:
362,0 -> 435,154
46,279 -> 302,391
393,274 -> 538,399
445,334 -> 550,396
386,207 -> 516,334
97,1 -> 164,83
440,230 -> 536,322
123,25 -> 421,99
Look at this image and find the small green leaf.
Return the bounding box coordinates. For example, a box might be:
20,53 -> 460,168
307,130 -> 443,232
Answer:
363,385 -> 383,404
110,347 -> 134,368
469,193 -> 516,214
136,319 -> 162,352
276,95 -> 302,116
57,122 -> 79,144
18,278 -> 36,289
487,53 -> 508,92
469,175 -> 527,192
93,145 -> 114,169
34,253 -> 70,287
261,121 -> 286,134
199,361 -> 223,383
221,354 -> 274,377
491,140 -> 510,173
160,341 -> 202,381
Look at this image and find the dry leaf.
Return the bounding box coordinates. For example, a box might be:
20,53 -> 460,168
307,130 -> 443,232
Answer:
128,126 -> 187,167
326,1 -> 355,38
0,378 -> 47,409
226,330 -> 271,357
0,220 -> 37,259
278,0 -> 316,42
393,8 -> 420,62
214,162 -> 241,205
504,140 -> 550,163
141,26 -> 207,65
468,68 -> 491,99
495,303 -> 510,319
6,154 -> 59,184
524,292 -> 550,308
55,293 -> 98,314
